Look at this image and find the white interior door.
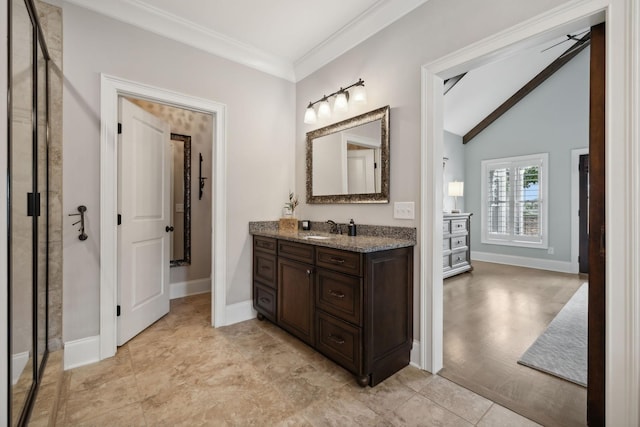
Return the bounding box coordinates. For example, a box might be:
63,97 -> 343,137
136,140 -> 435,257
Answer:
117,98 -> 171,346
347,148 -> 376,194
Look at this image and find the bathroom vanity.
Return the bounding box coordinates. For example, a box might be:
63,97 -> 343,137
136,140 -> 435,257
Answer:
250,222 -> 415,387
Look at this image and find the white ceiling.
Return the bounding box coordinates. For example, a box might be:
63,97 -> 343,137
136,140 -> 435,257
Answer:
63,0 -> 428,81
444,33 -> 587,137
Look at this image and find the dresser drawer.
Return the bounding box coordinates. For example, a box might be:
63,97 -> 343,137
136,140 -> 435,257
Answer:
442,220 -> 450,234
451,249 -> 468,267
450,235 -> 467,250
443,254 -> 452,269
254,236 -> 277,255
316,247 -> 361,276
316,312 -> 362,375
278,240 -> 314,264
254,282 -> 276,322
451,219 -> 468,233
254,251 -> 276,288
316,268 -> 362,325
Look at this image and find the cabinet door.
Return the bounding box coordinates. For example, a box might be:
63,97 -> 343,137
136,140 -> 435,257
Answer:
278,258 -> 315,345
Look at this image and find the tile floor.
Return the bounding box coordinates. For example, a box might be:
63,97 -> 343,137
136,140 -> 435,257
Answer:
52,293 -> 540,426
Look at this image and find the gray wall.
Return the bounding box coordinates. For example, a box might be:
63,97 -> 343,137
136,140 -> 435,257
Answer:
464,47 -> 590,262
296,0 -> 573,338
443,131 -> 465,213
62,4 -> 295,342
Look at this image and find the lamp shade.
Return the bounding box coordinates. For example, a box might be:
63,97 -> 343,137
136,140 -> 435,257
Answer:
351,84 -> 367,104
448,181 -> 464,197
333,92 -> 349,112
304,106 -> 317,124
317,99 -> 331,119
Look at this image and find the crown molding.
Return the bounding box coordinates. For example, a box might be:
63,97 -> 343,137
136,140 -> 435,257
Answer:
64,0 -> 428,82
294,0 -> 430,80
64,0 -> 296,81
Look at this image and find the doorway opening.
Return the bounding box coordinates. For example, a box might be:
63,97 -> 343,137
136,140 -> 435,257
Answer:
99,74 -> 227,360
419,5 -> 617,426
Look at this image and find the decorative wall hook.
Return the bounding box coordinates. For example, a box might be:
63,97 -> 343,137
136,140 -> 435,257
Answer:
68,205 -> 88,241
199,153 -> 207,200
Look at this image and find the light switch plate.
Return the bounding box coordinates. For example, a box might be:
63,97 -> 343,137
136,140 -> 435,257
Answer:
394,202 -> 415,220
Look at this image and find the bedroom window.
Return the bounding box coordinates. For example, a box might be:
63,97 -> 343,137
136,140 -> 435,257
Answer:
481,153 -> 548,248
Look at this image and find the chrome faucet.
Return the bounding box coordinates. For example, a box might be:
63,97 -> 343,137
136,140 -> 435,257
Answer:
326,220 -> 342,234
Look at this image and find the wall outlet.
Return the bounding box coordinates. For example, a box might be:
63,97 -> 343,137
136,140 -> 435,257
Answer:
394,202 -> 415,220
547,247 -> 554,255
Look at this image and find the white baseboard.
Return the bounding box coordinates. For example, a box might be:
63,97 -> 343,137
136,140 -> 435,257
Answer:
11,351 -> 29,385
472,251 -> 576,274
224,299 -> 256,326
170,277 -> 211,300
410,339 -> 421,369
64,335 -> 100,370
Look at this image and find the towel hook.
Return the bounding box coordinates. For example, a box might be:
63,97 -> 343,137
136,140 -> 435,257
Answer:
68,205 -> 88,241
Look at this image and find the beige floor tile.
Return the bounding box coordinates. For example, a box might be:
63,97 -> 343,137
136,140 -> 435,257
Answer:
73,402 -> 147,427
347,376 -> 416,416
301,386 -> 383,427
64,374 -> 141,424
386,394 -> 473,427
477,404 -> 542,427
69,345 -> 134,391
392,365 -> 434,392
418,375 -> 493,424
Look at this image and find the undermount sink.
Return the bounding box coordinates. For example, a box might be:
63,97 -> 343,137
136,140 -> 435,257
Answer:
303,235 -> 334,240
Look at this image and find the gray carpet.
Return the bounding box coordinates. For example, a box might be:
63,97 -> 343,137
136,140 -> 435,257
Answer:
518,283 -> 588,387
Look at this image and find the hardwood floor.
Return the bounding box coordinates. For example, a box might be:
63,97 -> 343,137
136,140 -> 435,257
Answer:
441,261 -> 587,427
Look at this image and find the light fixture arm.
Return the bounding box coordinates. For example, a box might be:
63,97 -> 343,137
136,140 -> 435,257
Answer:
305,78 -> 364,109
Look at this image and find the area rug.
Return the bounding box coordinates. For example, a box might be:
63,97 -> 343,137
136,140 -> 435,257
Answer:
517,283 -> 588,387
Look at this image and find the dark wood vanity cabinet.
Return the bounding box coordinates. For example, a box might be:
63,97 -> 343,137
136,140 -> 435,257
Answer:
252,235 -> 413,386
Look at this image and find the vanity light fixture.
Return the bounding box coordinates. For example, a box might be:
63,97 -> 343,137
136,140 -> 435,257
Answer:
303,78 -> 367,124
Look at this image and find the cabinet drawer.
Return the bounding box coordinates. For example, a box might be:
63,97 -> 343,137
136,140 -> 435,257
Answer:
316,269 -> 362,325
451,219 -> 468,233
442,220 -> 451,234
254,282 -> 276,322
254,252 -> 276,288
451,250 -> 468,267
278,240 -> 314,264
450,235 -> 467,250
316,247 -> 361,276
316,312 -> 361,375
254,236 -> 277,255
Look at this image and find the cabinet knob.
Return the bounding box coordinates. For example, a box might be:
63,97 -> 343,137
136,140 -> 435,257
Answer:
306,269 -> 312,276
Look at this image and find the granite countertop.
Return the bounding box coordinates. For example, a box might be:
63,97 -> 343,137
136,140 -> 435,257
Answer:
250,226 -> 416,253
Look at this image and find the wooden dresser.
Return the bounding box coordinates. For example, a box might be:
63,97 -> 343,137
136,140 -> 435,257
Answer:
443,213 -> 472,278
252,234 -> 413,387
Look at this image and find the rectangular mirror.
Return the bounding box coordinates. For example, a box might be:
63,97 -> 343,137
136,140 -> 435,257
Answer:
306,105 -> 389,204
170,133 -> 191,266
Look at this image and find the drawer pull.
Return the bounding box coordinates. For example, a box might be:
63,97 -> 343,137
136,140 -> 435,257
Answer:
328,333 -> 345,345
260,265 -> 271,270
259,297 -> 270,304
329,257 -> 345,264
456,256 -> 463,261
328,290 -> 345,299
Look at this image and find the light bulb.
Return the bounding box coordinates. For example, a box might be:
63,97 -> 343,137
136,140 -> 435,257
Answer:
351,84 -> 367,104
317,99 -> 331,119
333,92 -> 349,113
304,106 -> 317,124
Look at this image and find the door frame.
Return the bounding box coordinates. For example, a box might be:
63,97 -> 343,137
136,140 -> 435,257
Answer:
419,1 -> 639,425
571,148 -> 589,273
99,74 -> 227,360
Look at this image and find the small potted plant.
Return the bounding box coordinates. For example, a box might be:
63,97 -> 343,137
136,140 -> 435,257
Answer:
280,191 -> 299,232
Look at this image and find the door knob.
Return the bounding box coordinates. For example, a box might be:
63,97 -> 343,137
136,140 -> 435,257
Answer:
165,226 -> 174,232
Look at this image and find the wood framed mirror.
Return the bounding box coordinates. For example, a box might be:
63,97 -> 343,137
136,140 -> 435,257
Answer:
306,105 -> 390,204
170,133 -> 191,266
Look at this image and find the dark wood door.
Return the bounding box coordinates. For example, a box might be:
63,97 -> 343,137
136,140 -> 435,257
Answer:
579,154 -> 589,273
588,22 -> 606,427
277,258 -> 315,345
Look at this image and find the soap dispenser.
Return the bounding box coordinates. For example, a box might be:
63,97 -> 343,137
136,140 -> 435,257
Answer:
348,219 -> 357,236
